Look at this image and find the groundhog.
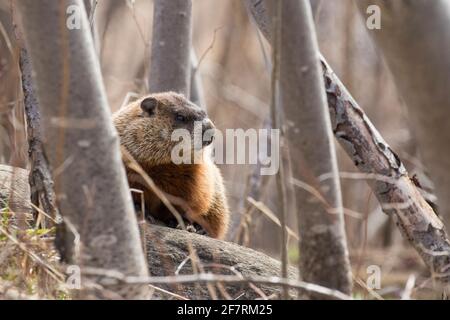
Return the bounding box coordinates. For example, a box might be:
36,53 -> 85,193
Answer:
113,92 -> 229,239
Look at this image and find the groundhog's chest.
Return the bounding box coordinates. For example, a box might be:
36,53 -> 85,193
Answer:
128,163 -> 214,220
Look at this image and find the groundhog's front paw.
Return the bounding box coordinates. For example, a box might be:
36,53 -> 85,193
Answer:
183,223 -> 197,233
174,219 -> 196,233
166,218 -> 188,229
193,223 -> 207,236
166,218 -> 207,236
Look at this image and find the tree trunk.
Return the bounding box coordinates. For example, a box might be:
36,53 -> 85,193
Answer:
18,47 -> 58,222
355,0 -> 450,231
277,0 -> 352,295
244,0 -> 352,296
149,0 -> 192,96
270,2 -> 290,299
16,0 -> 149,299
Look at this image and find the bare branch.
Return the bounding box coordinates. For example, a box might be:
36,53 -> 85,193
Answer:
82,266 -> 351,300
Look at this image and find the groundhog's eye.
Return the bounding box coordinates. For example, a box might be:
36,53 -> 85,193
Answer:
175,114 -> 187,123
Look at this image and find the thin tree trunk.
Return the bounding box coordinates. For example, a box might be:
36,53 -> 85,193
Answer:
270,2 -> 290,299
245,0 -> 352,296
149,0 -> 192,96
16,0 -> 149,298
244,0 -> 450,288
355,0 -> 450,231
11,10 -> 58,222
278,0 -> 352,296
19,48 -> 58,222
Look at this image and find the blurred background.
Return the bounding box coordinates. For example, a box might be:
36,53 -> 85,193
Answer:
0,0 -> 435,298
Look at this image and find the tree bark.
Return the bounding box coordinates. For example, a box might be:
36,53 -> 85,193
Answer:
149,0 -> 192,96
322,58 -> 450,286
244,0 -> 450,287
18,47 -> 58,222
16,0 -> 149,298
355,0 -> 450,231
144,224 -> 298,299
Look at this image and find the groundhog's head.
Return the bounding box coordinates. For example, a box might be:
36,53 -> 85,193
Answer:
113,92 -> 215,166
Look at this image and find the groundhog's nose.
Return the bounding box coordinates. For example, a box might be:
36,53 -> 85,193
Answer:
202,119 -> 215,146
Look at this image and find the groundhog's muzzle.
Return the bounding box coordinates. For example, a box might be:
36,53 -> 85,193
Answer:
202,119 -> 215,147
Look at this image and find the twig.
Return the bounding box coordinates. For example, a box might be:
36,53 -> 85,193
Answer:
148,284 -> 189,300
87,0 -> 98,28
192,26 -> 224,78
247,197 -> 299,240
401,274 -> 416,300
353,276 -> 383,301
269,0 -> 289,300
291,177 -> 363,219
82,267 -> 352,300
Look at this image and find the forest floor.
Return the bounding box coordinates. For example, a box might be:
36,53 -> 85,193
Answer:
350,248 -> 440,299
0,219 -> 441,300
0,219 -> 66,300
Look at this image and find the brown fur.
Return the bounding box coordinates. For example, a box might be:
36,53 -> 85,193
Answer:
113,92 -> 229,239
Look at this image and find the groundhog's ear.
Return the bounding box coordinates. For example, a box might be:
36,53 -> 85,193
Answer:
140,97 -> 158,115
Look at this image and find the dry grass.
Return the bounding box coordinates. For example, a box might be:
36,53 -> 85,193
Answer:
0,209 -> 67,300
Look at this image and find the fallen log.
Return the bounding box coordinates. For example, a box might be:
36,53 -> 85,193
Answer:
0,165 -> 31,216
144,224 -> 299,299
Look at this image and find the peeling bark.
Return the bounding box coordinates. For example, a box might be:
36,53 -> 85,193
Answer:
322,59 -> 450,284
244,0 -> 450,286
